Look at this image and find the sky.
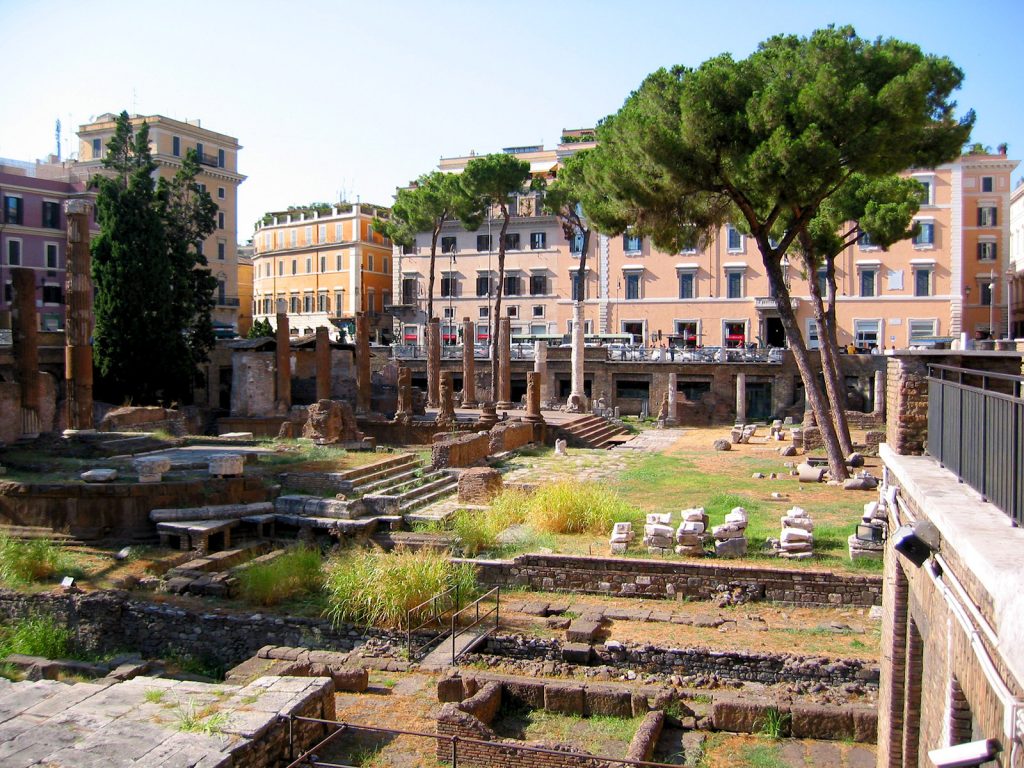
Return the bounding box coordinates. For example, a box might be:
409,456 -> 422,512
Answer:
2,0 -> 1022,242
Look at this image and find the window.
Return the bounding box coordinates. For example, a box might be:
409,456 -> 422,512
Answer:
917,180 -> 931,205
304,226 -> 312,243
507,305 -> 519,318
335,290 -> 344,311
196,142 -> 204,159
172,136 -> 180,156
291,259 -> 297,275
913,222 -> 934,246
625,273 -> 641,300
440,276 -> 457,297
476,322 -> 489,342
571,271 -> 587,301
530,274 -> 547,296
978,207 -> 998,227
218,149 -> 225,168
335,223 -> 343,241
336,253 -> 343,271
727,271 -> 743,299
530,232 -> 546,250
217,241 -> 226,260
724,321 -> 746,348
442,306 -> 454,319
42,201 -> 60,228
303,293 -> 314,313
816,268 -> 828,296
978,241 -> 997,261
504,275 -> 521,296
479,307 -> 489,318
217,280 -> 227,305
859,269 -> 877,297
914,268 -> 932,297
196,240 -> 204,257
4,196 -> 22,224
859,231 -> 876,248
278,261 -> 284,276
367,254 -> 374,272
318,292 -> 330,313
434,236 -> 454,254
218,187 -> 225,200
476,275 -> 491,297
305,257 -> 312,273
504,233 -> 520,250
42,284 -> 61,304
727,225 -> 742,251
807,320 -> 820,350
678,272 -> 695,299
383,257 -> 389,273
570,233 -> 584,254
476,234 -> 491,252
320,256 -> 326,272
532,305 -> 544,318
981,176 -> 994,193
402,278 -> 417,304
91,138 -> 101,158
980,281 -> 993,306
46,243 -> 58,269
854,319 -> 881,349
675,321 -> 699,347
909,319 -> 937,341
623,233 -> 642,252
290,230 -> 297,247
290,296 -> 300,313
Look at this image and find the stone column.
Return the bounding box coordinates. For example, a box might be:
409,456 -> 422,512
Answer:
873,369 -> 886,417
666,372 -> 678,427
461,317 -> 476,407
523,371 -> 543,424
735,373 -> 747,423
533,340 -> 548,404
64,199 -> 94,431
11,268 -> 40,439
496,316 -> 512,409
275,312 -> 292,413
426,317 -> 440,407
315,326 -> 331,401
355,312 -> 371,414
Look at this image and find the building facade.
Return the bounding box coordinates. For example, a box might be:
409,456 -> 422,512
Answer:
76,113 -> 247,335
396,138 -> 1018,351
250,203 -> 395,342
1,156 -> 95,331
1009,181 -> 1024,339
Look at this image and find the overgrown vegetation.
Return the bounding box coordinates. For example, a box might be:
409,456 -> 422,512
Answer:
173,698 -> 230,735
0,536 -> 74,586
757,708 -> 791,739
0,615 -> 73,660
237,546 -> 323,606
323,548 -> 476,629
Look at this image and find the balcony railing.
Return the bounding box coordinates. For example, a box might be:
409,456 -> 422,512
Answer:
927,364 -> 1023,525
754,296 -> 800,311
198,152 -> 220,168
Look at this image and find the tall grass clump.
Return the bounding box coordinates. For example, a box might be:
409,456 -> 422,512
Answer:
323,548 -> 477,629
237,546 -> 323,606
450,489 -> 530,556
0,535 -> 74,585
524,480 -> 639,535
0,615 -> 73,660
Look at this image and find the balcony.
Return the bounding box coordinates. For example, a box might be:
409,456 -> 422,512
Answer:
198,152 -> 220,168
754,296 -> 799,311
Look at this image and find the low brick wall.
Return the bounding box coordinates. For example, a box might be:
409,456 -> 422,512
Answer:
465,553 -> 882,607
489,421 -> 536,453
711,695 -> 876,742
432,431 -> 491,468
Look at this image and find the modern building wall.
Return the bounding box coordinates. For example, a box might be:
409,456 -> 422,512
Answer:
76,113 -> 247,334
1009,182 -> 1024,338
251,203 -> 395,342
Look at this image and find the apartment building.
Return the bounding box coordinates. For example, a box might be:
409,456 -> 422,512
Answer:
397,140 -> 1018,350
251,203 -> 395,342
0,156 -> 95,331
76,113 -> 247,335
1009,180 -> 1024,338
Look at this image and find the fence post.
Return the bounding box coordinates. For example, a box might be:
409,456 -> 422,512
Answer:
451,735 -> 458,768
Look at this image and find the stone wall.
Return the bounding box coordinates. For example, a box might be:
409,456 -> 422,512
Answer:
230,351 -> 277,417
432,431 -> 491,468
465,553 -> 882,607
0,374 -> 57,444
711,695 -> 876,742
489,421 -> 536,453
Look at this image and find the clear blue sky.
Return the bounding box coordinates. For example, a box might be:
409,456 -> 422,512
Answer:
2,0 -> 1021,241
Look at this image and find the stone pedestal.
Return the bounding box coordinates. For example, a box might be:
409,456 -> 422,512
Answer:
426,318 -> 441,407
496,316 -> 512,409
666,373 -> 678,427
395,366 -> 413,422
534,340 -> 548,403
135,457 -> 171,484
209,454 -> 244,478
315,326 -> 331,401
355,312 -> 371,414
64,200 -> 94,431
436,372 -> 457,427
275,312 -> 292,413
524,371 -> 543,424
478,402 -> 499,429
735,373 -> 747,423
461,317 -> 476,407
873,369 -> 885,417
11,268 -> 40,439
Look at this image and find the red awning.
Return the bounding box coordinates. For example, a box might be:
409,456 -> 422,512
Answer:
404,333 -> 417,341
726,334 -> 745,341
442,334 -> 457,341
477,333 -> 489,340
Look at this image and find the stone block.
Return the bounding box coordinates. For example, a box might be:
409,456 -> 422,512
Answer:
209,453 -> 244,477
81,468 -> 118,483
715,537 -> 748,558
561,643 -> 592,664
713,438 -> 731,451
566,619 -> 602,643
502,678 -> 545,709
711,696 -> 773,734
644,535 -> 673,548
790,702 -> 854,740
544,683 -> 584,715
644,523 -> 674,538
458,467 -> 503,504
646,512 -> 671,525
678,521 -> 705,535
584,686 -> 633,717
609,542 -> 628,554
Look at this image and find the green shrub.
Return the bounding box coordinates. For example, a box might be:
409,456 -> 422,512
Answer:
0,535 -> 74,585
237,546 -> 323,606
0,615 -> 73,660
524,480 -> 639,535
323,548 -> 477,629
757,707 -> 791,739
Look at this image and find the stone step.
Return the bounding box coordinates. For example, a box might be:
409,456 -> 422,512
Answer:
399,481 -> 459,514
150,502 -> 274,524
274,494 -> 365,520
385,470 -> 453,497
166,540 -> 269,576
353,465 -> 426,496
343,453 -> 421,486
371,530 -> 457,552
0,524 -> 78,544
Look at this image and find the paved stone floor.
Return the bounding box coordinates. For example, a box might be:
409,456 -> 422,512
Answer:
0,674 -> 329,767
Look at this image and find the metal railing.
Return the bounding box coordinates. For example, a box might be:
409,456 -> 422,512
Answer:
388,343 -> 784,364
285,716 -> 685,768
406,584 -> 460,659
448,587 -> 499,665
926,364 -> 1024,526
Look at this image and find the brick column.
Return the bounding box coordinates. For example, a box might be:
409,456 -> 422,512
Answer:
524,371 -> 543,424
902,619 -> 924,767
426,317 -> 440,407
462,317 -> 476,407
11,268 -> 40,438
315,326 -> 331,401
355,312 -> 371,414
877,548 -> 910,768
496,316 -> 512,409
873,369 -> 886,417
886,355 -> 929,455
64,199 -> 94,431
735,373 -> 747,423
275,312 -> 291,413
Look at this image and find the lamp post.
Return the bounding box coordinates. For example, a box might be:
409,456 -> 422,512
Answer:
1006,269 -> 1015,340
447,245 -> 456,347
989,282 -> 996,342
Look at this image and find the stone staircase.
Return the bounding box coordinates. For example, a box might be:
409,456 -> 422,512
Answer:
554,414 -> 633,450
278,453 -> 422,497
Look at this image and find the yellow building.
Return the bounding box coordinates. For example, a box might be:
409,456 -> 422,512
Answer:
251,203 -> 394,342
236,243 -> 254,337
76,113 -> 247,335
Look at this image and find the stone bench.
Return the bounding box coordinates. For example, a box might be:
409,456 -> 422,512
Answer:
157,518 -> 238,553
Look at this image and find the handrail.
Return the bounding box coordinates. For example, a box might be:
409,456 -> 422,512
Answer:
449,586 -> 500,664
406,584 -> 459,659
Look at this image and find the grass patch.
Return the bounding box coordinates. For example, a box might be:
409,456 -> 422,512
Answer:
525,480 -> 639,535
738,743 -> 789,768
237,545 -> 324,606
0,535 -> 76,586
174,698 -> 229,735
323,548 -> 477,629
144,688 -> 166,704
757,708 -> 790,739
0,615 -> 74,660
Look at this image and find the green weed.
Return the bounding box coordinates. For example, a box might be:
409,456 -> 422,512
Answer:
0,535 -> 75,586
0,615 -> 73,660
739,743 -> 789,768
237,545 -> 324,607
144,688 -> 166,704
174,698 -> 229,735
757,707 -> 791,739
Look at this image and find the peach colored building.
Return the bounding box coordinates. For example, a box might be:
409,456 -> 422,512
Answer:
397,142 -> 1018,351
1009,180 -> 1024,339
76,113 -> 247,335
251,203 -> 395,342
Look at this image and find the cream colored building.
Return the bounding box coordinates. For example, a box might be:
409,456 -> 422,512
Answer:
1009,180 -> 1024,338
251,203 -> 395,342
76,113 -> 247,335
397,140 -> 1018,350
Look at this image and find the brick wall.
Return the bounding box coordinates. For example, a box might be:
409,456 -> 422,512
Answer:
489,421 -> 536,453
885,356 -> 929,455
465,553 -> 882,607
432,431 -> 491,468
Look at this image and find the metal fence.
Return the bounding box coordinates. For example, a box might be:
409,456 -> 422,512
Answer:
389,343 -> 785,364
927,364 -> 1024,526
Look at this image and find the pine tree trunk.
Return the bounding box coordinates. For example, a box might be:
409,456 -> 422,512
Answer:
569,231 -> 590,408
426,227 -> 439,325
489,210 -> 511,401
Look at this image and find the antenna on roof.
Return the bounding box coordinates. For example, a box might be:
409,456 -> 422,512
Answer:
55,119 -> 62,161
